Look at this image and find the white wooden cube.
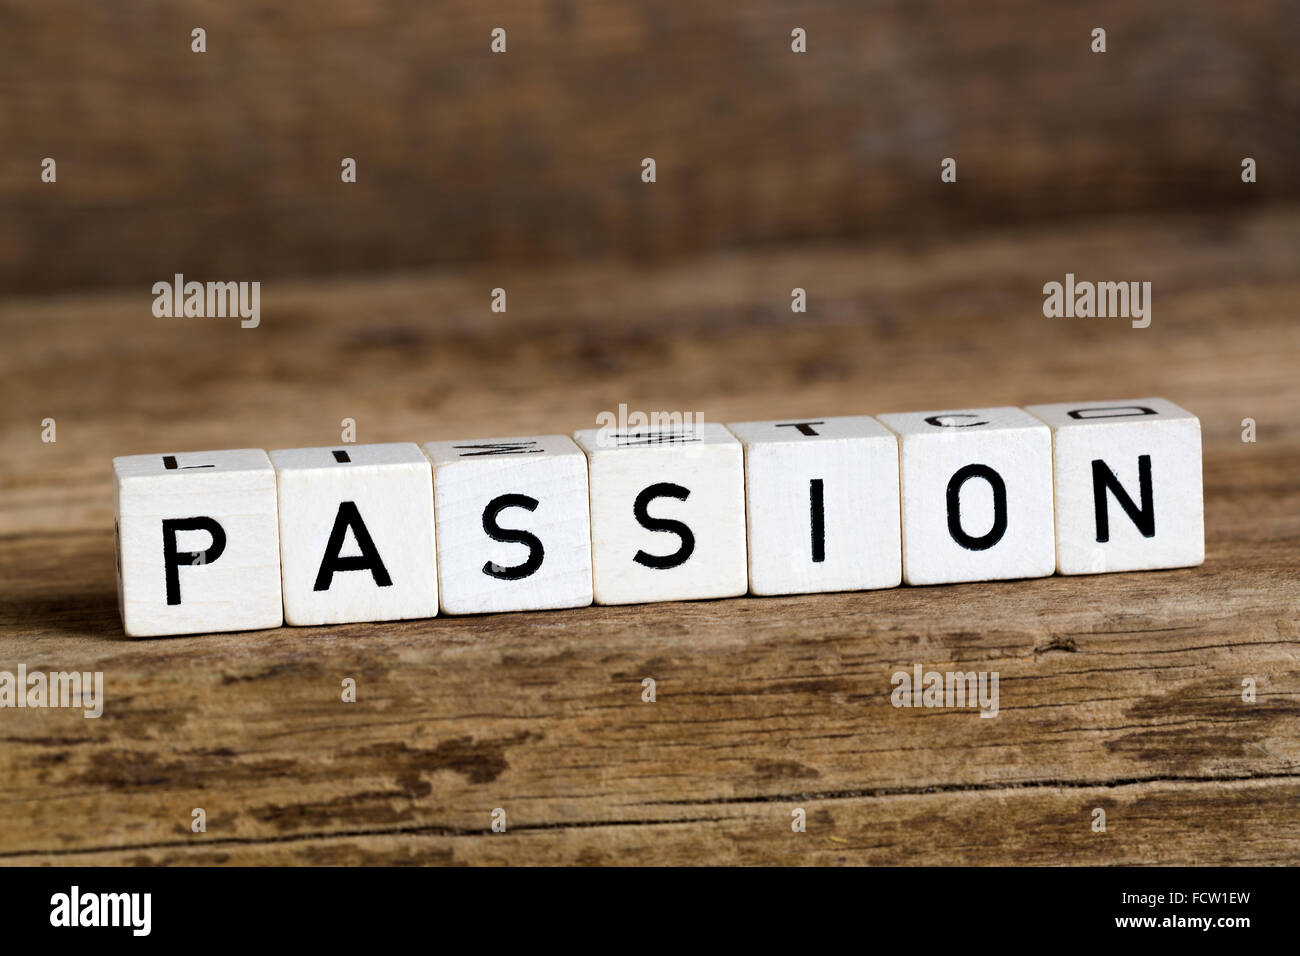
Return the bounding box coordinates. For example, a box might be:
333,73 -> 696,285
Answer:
878,407 -> 1055,585
269,443 -> 438,626
572,423 -> 747,605
726,416 -> 901,595
113,448 -> 283,637
1025,398 -> 1204,574
421,435 -> 593,615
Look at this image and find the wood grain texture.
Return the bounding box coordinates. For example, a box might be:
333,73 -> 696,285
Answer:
1,207 -> 1298,864
3,0 -> 1298,293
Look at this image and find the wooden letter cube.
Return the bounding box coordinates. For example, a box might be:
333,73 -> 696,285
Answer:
573,423 -> 747,605
1025,398 -> 1204,574
113,448 -> 282,636
422,435 -> 593,615
270,443 -> 438,626
878,407 -> 1055,585
726,416 -> 901,595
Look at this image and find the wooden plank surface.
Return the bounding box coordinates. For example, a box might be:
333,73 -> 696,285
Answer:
2,207 -> 1299,864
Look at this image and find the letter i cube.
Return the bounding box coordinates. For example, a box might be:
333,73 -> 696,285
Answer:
726,416 -> 902,595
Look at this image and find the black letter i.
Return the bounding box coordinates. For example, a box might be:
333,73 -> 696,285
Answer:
810,479 -> 825,563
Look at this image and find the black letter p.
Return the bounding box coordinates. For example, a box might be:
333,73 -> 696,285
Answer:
162,517 -> 227,605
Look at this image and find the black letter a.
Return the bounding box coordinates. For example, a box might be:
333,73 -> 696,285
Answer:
314,501 -> 394,591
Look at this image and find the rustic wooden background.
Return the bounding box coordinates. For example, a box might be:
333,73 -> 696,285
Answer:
2,0 -> 1298,293
1,1 -> 1298,865
3,208 -> 1298,864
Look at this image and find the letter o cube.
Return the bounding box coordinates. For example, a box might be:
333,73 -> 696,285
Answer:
878,407 -> 1055,585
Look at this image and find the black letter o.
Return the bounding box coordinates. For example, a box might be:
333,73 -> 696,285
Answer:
946,464 -> 1007,551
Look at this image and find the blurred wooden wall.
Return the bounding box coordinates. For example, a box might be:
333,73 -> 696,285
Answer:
1,0 -> 1297,293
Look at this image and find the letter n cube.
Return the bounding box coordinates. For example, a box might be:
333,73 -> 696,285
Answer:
1026,398 -> 1204,574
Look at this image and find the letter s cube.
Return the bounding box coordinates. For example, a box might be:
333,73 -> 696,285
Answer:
573,423 -> 747,605
422,435 -> 592,615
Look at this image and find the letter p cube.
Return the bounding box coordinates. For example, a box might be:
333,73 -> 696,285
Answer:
113,449 -> 283,636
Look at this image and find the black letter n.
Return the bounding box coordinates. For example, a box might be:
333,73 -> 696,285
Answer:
314,501 -> 394,591
1092,456 -> 1155,542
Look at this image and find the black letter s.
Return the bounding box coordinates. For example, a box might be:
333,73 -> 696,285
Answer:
632,483 -> 695,570
481,493 -> 545,580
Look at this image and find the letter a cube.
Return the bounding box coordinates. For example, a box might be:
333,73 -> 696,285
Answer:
269,443 -> 438,626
